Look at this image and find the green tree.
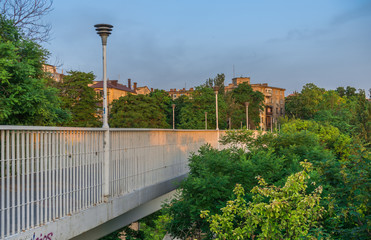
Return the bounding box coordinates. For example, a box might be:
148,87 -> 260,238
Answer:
231,82 -> 264,129
57,71 -> 101,127
178,86 -> 227,129
201,161 -> 326,240
0,15 -> 69,125
149,89 -> 173,127
173,95 -> 190,128
204,73 -> 225,93
286,84 -> 370,144
109,94 -> 170,128
163,144 -> 295,239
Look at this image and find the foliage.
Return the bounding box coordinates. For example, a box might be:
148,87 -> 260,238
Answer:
0,14 -> 69,125
56,71 -> 101,127
163,144 -> 295,239
109,93 -> 170,128
285,83 -> 370,144
231,82 -> 265,129
203,73 -> 225,93
173,95 -> 190,128
149,89 -> 173,127
201,161 -> 327,240
178,86 -> 227,129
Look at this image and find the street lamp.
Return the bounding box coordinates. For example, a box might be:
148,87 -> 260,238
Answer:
259,108 -> 263,130
245,102 -> 249,130
94,23 -> 113,128
205,112 -> 208,130
213,86 -> 220,130
172,104 -> 176,129
95,23 -> 113,199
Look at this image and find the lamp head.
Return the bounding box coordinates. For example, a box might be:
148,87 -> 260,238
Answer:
94,24 -> 113,45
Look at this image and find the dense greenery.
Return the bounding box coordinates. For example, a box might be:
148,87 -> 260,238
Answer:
201,162 -> 326,239
161,117 -> 370,239
0,14 -> 69,125
285,83 -> 370,144
109,90 -> 171,128
56,71 -> 101,127
177,86 -> 227,129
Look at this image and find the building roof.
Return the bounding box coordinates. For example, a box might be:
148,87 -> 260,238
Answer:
250,83 -> 286,91
90,80 -> 136,93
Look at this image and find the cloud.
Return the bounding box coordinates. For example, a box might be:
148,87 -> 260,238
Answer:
330,2 -> 371,26
267,2 -> 371,44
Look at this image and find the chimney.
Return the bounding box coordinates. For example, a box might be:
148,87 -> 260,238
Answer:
133,82 -> 137,90
151,88 -> 153,92
128,79 -> 131,89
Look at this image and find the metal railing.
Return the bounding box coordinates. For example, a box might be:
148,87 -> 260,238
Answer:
0,126 -> 219,238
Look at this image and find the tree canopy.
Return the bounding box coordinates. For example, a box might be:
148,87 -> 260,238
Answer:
109,93 -> 170,128
56,71 -> 101,127
0,14 -> 68,125
285,83 -> 370,143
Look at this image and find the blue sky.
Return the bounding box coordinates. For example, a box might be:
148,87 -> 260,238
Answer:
44,0 -> 371,95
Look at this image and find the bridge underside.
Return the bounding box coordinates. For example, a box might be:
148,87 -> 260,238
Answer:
8,174 -> 186,240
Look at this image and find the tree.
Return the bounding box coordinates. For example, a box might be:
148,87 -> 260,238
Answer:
177,86 -> 227,129
0,15 -> 68,125
285,83 -> 325,119
0,0 -> 53,42
149,89 -> 173,127
204,73 -> 226,93
109,94 -> 170,128
163,144 -> 294,239
201,162 -> 326,239
57,71 -> 101,127
231,82 -> 265,129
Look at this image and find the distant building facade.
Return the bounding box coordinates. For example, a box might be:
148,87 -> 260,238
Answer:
90,79 -> 137,105
226,77 -> 285,130
168,88 -> 194,99
43,64 -> 64,82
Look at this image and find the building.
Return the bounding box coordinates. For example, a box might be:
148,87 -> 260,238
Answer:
168,88 -> 194,99
43,64 -> 64,82
250,83 -> 285,130
90,79 -> 137,105
226,77 -> 285,130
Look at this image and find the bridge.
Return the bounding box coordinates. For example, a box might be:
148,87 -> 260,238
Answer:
0,126 -> 221,239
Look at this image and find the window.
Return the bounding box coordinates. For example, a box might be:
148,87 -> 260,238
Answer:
276,108 -> 278,114
280,108 -> 283,114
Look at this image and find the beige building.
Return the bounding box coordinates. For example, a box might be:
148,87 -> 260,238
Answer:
168,88 -> 194,99
43,64 -> 64,82
250,83 -> 285,130
225,77 -> 285,130
90,79 -> 137,105
89,78 -> 153,105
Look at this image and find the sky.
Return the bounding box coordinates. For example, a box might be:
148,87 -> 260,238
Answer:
43,0 -> 371,95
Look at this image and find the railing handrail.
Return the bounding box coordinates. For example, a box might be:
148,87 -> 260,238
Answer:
0,125 -> 104,131
0,125 -> 224,132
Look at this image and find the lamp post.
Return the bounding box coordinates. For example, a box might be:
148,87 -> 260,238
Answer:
94,23 -> 113,128
95,23 -> 113,200
245,102 -> 249,130
205,112 -> 208,130
259,109 -> 263,130
172,104 -> 176,129
213,86 -> 220,130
